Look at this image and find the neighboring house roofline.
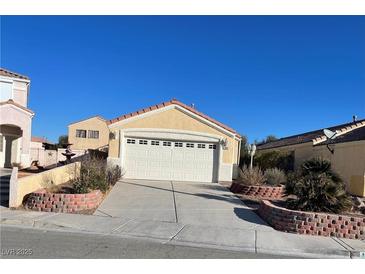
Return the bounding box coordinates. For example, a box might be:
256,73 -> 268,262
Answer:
107,99 -> 240,138
31,136 -> 52,144
68,115 -> 107,126
0,67 -> 30,81
0,99 -> 34,115
257,118 -> 365,150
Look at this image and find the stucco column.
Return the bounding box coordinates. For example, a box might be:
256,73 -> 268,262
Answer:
20,123 -> 31,167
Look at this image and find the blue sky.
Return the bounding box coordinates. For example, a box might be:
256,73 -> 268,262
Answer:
1,16 -> 365,143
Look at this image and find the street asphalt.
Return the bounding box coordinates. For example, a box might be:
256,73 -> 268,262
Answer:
0,226 -> 298,259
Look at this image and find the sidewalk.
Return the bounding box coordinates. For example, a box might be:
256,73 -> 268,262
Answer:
1,208 -> 364,258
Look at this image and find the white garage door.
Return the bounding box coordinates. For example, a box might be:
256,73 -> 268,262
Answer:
123,138 -> 218,182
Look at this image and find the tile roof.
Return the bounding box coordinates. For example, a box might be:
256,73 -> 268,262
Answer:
31,136 -> 50,143
107,99 -> 239,136
317,125 -> 365,145
0,99 -> 34,114
0,68 -> 29,80
257,118 -> 365,150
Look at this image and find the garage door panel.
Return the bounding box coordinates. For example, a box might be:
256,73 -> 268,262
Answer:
124,137 -> 218,182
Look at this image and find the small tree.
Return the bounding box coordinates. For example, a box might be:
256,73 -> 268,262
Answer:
254,150 -> 294,172
285,158 -> 352,213
262,135 -> 278,144
58,135 -> 69,148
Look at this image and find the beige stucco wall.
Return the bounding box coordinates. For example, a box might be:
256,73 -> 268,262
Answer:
108,107 -> 240,165
68,117 -> 109,150
9,162 -> 81,207
259,140 -> 365,197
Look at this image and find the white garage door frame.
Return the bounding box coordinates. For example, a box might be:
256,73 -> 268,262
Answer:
118,128 -> 229,183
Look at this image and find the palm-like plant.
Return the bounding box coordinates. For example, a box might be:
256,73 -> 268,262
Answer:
285,158 -> 352,213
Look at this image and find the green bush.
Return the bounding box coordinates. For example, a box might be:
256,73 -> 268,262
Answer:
285,158 -> 352,214
264,168 -> 286,186
254,150 -> 294,172
239,165 -> 266,186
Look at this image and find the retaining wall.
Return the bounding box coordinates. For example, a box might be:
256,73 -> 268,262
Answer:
258,200 -> 365,240
9,162 -> 81,207
230,182 -> 284,199
24,190 -> 102,213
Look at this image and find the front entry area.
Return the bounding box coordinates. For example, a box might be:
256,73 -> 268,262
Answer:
0,125 -> 22,168
123,137 -> 219,183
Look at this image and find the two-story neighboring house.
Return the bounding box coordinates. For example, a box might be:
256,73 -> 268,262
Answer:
0,68 -> 34,168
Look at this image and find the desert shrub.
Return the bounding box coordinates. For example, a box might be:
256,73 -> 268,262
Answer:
73,179 -> 89,194
285,158 -> 352,213
264,168 -> 286,186
106,165 -> 123,186
239,165 -> 266,186
73,157 -> 123,193
254,150 -> 294,172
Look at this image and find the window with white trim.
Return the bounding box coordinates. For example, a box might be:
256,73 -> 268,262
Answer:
186,143 -> 194,148
88,130 -> 99,139
174,142 -> 183,147
76,129 -> 86,138
163,141 -> 171,146
127,139 -> 135,144
197,144 -> 206,149
139,140 -> 148,145
151,140 -> 160,146
209,144 -> 217,149
0,81 -> 13,102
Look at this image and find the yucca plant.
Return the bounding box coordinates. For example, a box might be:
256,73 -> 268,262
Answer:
285,158 -> 352,213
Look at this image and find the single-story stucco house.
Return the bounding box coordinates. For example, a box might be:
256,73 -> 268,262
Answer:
68,99 -> 242,182
257,118 -> 365,197
0,68 -> 34,168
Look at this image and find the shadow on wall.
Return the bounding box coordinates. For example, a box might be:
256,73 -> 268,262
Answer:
233,207 -> 270,227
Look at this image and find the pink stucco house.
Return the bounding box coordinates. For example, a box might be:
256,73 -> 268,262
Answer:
0,68 -> 34,168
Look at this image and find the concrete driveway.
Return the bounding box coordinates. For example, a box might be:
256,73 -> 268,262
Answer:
95,179 -> 271,231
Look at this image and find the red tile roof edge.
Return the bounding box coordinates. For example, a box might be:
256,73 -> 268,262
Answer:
31,136 -> 50,143
107,99 -> 239,136
0,68 -> 30,80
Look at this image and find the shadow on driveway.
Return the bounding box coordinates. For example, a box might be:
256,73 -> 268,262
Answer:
122,180 -> 245,207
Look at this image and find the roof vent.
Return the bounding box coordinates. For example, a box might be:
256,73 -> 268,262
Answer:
353,115 -> 357,123
191,103 -> 195,109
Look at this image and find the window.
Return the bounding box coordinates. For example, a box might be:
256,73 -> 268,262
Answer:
127,139 -> 135,144
163,141 -> 171,146
174,142 -> 183,147
186,143 -> 194,148
151,140 -> 160,146
197,144 -> 206,149
0,81 -> 13,102
76,129 -> 86,138
139,140 -> 148,145
209,144 -> 217,149
88,130 -> 99,139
